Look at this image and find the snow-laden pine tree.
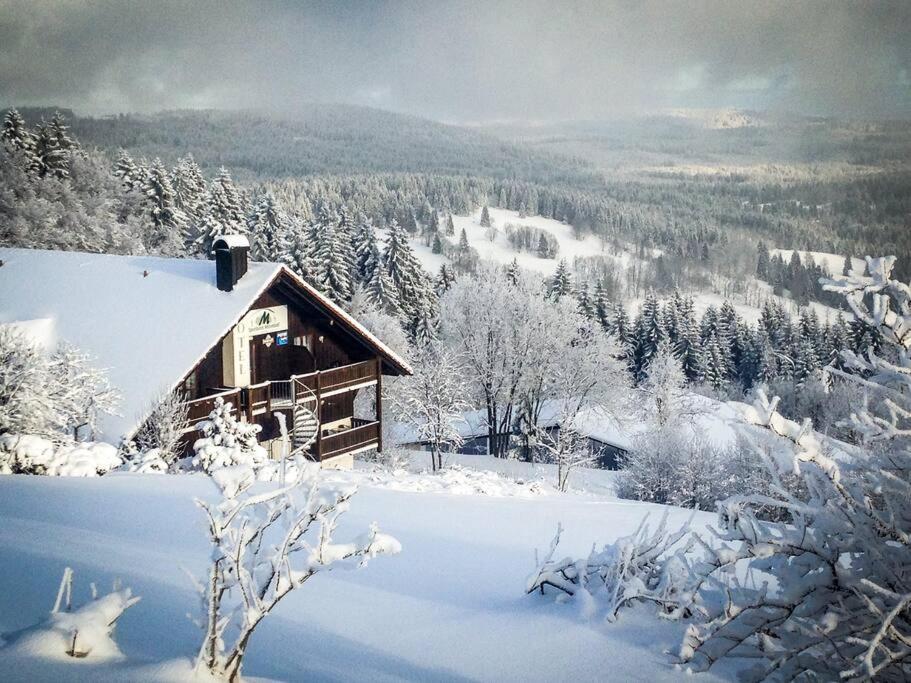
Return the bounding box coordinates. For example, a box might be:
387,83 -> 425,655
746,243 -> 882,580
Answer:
631,292 -> 664,380
114,150 -> 142,192
142,159 -> 188,255
352,215 -> 379,283
171,155 -> 208,232
1,109 -> 35,155
436,263 -> 456,294
679,255 -> 911,681
204,167 -> 247,239
548,259 -> 572,300
479,205 -> 492,227
309,205 -> 352,302
364,259 -> 403,318
444,213 -> 455,236
382,217 -> 436,324
247,193 -> 291,264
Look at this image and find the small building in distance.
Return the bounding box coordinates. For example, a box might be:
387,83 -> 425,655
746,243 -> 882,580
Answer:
0,238 -> 412,468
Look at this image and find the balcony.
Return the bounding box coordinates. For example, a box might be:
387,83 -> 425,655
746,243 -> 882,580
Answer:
183,360 -> 381,462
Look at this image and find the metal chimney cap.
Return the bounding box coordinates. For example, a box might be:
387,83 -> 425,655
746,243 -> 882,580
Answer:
212,234 -> 250,250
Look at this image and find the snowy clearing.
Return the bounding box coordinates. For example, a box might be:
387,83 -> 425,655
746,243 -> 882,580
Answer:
0,471 -> 746,682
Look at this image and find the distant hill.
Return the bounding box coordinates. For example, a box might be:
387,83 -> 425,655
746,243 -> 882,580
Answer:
18,105 -> 601,186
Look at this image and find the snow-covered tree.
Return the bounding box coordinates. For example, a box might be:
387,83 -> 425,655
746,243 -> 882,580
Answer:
1,108 -> 34,155
192,461 -> 400,681
48,343 -> 121,441
192,398 -> 268,472
548,259 -> 572,300
142,158 -> 188,254
479,205 -> 492,227
247,193 -> 291,264
392,340 -> 469,471
0,327 -> 55,438
679,256 -> 911,681
132,389 -> 190,467
114,150 -> 142,192
0,329 -> 120,442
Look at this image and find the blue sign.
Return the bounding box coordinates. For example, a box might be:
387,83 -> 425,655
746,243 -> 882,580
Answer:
276,331 -> 289,346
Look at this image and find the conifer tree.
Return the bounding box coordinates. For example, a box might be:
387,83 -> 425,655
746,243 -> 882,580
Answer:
632,292 -> 664,380
480,205 -> 491,228
593,279 -> 611,331
454,227 -> 474,273
756,240 -> 770,279
436,263 -> 456,294
444,213 -> 455,236
1,109 -> 34,156
206,167 -> 247,236
114,150 -> 142,192
548,259 -> 572,300
247,194 -> 291,264
576,281 -> 594,319
142,158 -> 188,254
431,231 -> 443,254
353,216 -> 380,283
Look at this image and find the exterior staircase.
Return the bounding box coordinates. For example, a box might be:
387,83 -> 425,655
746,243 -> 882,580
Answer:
292,403 -> 319,451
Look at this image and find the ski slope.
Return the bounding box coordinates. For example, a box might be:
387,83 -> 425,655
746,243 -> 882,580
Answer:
0,469 -> 747,682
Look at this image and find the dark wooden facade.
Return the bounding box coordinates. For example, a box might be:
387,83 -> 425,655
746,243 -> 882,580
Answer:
178,270 -> 408,463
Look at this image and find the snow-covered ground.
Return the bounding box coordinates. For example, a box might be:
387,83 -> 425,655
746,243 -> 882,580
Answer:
0,468 -> 746,682
411,207 -> 608,276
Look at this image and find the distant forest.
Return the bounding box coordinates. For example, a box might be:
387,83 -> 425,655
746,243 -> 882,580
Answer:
6,105 -> 911,293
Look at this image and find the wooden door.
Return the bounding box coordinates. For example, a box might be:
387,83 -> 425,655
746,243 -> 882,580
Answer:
249,333 -> 290,383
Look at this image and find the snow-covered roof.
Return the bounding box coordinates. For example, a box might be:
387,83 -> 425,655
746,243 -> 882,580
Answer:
0,247 -> 412,443
0,248 -> 283,442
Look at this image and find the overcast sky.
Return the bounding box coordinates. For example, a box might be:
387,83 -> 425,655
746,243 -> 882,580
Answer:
1,0 -> 909,121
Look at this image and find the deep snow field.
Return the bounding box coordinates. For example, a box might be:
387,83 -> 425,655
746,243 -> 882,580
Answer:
0,460 -> 746,682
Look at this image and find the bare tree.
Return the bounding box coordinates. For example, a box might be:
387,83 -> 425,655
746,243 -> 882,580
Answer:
192,462 -> 401,682
393,340 -> 469,471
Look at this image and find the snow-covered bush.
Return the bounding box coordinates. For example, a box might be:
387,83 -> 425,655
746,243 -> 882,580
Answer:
132,389 -> 190,467
1,567 -> 139,660
191,397 -> 268,472
192,461 -> 401,681
0,327 -> 120,443
527,514 -> 692,622
614,430 -> 758,511
678,256 -> 911,681
533,426 -> 594,492
0,434 -> 122,476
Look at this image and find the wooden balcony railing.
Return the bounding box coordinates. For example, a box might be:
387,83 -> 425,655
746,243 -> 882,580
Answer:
185,387 -> 242,430
318,420 -> 379,460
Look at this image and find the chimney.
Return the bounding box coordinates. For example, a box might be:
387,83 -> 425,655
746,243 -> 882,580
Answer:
212,235 -> 250,292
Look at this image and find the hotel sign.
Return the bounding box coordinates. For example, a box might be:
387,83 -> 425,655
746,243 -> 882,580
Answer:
223,305 -> 289,387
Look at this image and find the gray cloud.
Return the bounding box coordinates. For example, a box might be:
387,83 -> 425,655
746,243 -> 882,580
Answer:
0,0 -> 908,120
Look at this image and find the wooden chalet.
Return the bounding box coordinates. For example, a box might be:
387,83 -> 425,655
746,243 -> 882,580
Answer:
0,241 -> 412,467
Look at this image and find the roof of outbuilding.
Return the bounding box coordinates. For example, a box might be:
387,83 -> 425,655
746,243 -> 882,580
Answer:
0,247 -> 411,443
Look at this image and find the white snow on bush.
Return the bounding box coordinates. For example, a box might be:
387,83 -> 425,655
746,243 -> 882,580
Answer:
0,434 -> 122,476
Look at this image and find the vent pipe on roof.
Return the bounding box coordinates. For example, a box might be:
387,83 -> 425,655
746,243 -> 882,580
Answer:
212,235 -> 250,292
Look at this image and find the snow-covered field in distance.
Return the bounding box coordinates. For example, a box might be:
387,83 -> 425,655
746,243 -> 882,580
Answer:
770,249 -> 865,277
411,207 -> 610,276
0,467 -> 746,682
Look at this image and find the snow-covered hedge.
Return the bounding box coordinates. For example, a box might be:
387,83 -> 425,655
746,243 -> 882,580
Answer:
0,434 -> 122,476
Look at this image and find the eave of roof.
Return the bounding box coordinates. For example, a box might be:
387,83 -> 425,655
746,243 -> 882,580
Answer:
274,266 -> 413,376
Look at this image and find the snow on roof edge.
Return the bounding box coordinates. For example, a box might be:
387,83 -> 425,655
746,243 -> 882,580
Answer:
123,262 -> 283,441
278,265 -> 413,375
